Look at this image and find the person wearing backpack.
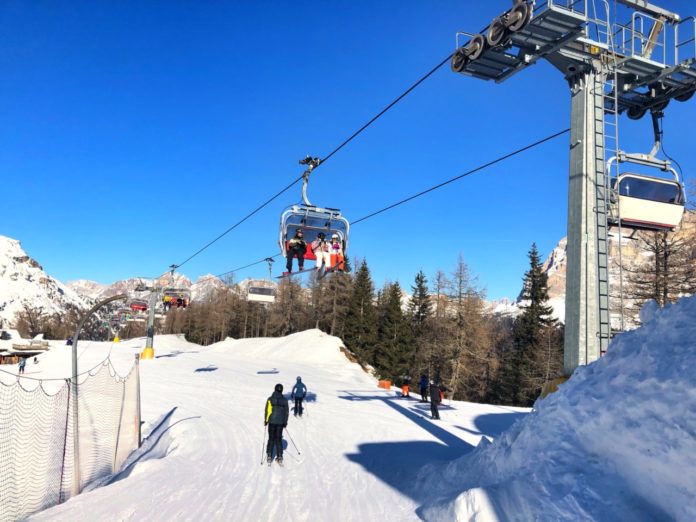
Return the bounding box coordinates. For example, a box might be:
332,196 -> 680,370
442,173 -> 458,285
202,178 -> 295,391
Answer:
264,383 -> 289,465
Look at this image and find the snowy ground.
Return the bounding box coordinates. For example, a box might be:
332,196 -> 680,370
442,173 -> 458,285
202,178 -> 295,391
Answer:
419,296 -> 696,521
5,330 -> 526,521
6,294 -> 693,521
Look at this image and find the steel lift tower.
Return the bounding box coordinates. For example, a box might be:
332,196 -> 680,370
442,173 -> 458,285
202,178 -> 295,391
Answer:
452,0 -> 696,374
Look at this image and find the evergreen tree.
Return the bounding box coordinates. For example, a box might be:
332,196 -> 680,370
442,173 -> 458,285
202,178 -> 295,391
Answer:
407,270 -> 432,329
407,270 -> 432,377
375,282 -> 413,380
342,260 -> 378,364
510,243 -> 559,405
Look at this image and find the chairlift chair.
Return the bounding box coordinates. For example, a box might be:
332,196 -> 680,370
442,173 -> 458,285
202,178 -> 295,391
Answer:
247,281 -> 277,304
610,172 -> 685,230
278,156 -> 350,270
607,110 -> 686,231
129,298 -> 148,313
162,288 -> 190,310
279,204 -> 350,262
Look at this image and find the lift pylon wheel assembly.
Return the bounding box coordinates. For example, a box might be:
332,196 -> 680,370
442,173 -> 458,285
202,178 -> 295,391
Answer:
451,0 -> 696,374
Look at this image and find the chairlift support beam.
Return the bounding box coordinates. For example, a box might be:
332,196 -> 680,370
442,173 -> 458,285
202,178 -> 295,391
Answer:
452,0 -> 696,374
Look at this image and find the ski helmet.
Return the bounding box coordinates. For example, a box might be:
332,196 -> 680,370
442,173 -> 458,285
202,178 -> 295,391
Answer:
275,383 -> 283,393
296,376 -> 302,381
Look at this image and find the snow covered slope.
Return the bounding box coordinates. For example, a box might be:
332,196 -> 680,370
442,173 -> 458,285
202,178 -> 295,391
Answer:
16,330 -> 526,521
0,236 -> 89,327
65,279 -> 107,300
421,295 -> 696,521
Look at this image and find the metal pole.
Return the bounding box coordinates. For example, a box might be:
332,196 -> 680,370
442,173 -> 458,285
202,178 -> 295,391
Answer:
70,293 -> 127,497
564,69 -> 602,375
284,427 -> 301,455
260,425 -> 267,465
135,353 -> 142,447
142,290 -> 158,359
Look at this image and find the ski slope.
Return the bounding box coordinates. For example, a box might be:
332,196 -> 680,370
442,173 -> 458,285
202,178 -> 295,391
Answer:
420,296 -> 696,521
22,330 -> 526,521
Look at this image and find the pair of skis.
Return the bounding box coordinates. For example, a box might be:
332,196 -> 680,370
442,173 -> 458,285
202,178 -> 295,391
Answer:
276,265 -> 341,280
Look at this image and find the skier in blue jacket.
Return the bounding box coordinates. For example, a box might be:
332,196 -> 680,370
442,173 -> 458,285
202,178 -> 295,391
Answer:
291,376 -> 307,417
419,374 -> 429,402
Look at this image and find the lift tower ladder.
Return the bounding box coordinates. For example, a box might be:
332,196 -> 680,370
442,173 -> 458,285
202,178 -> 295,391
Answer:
452,0 -> 696,374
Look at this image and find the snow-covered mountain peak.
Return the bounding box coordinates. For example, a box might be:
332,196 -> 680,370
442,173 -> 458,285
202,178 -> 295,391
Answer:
191,274 -> 226,301
66,279 -> 108,300
0,235 -> 89,327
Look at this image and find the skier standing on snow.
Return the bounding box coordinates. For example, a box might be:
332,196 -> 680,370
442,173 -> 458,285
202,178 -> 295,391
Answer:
265,383 -> 289,465
401,375 -> 411,398
18,358 -> 26,374
419,374 -> 429,402
429,381 -> 442,420
291,376 -> 307,417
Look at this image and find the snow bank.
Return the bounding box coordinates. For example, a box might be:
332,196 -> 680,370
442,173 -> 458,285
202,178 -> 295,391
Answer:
424,296 -> 696,522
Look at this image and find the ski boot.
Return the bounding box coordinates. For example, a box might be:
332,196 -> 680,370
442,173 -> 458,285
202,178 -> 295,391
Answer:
267,454 -> 273,466
276,457 -> 284,467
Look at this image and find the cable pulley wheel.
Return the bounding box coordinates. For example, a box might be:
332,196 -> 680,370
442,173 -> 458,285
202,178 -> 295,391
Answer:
451,48 -> 468,73
466,34 -> 486,61
675,89 -> 694,102
507,3 -> 531,32
487,17 -> 508,47
627,106 -> 647,120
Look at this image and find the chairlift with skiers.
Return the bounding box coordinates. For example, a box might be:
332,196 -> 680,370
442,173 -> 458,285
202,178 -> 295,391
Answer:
162,288 -> 190,310
278,156 -> 350,274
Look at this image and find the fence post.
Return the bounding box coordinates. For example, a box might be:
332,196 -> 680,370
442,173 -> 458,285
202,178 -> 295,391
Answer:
70,374 -> 80,497
135,353 -> 142,447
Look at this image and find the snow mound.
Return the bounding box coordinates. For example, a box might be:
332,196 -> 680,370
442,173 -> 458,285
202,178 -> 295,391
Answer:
208,329 -> 350,366
424,295 -> 696,522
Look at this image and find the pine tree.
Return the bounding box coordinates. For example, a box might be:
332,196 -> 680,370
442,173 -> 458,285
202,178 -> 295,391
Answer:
510,243 -> 559,405
407,270 -> 432,377
407,270 -> 432,330
375,282 -> 413,380
342,260 -> 378,364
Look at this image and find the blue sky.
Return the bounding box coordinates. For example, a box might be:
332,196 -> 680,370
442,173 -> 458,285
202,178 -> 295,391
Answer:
2,0 -> 694,300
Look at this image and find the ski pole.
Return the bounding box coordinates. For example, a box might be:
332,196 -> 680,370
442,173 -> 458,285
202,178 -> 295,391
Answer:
260,425 -> 267,465
284,427 -> 301,455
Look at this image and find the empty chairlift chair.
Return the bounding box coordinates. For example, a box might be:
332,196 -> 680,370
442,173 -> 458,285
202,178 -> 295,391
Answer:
247,282 -> 277,304
611,173 -> 685,230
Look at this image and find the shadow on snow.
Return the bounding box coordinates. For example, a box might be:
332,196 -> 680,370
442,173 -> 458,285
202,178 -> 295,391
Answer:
339,391 -> 473,505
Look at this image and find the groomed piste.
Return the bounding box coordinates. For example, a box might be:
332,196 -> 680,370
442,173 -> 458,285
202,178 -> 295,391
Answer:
8,296 -> 694,521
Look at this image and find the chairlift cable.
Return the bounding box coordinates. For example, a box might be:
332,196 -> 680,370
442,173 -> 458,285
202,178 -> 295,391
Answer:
216,254 -> 281,279
174,177 -> 303,270
318,52 -> 453,168
351,128 -> 570,225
